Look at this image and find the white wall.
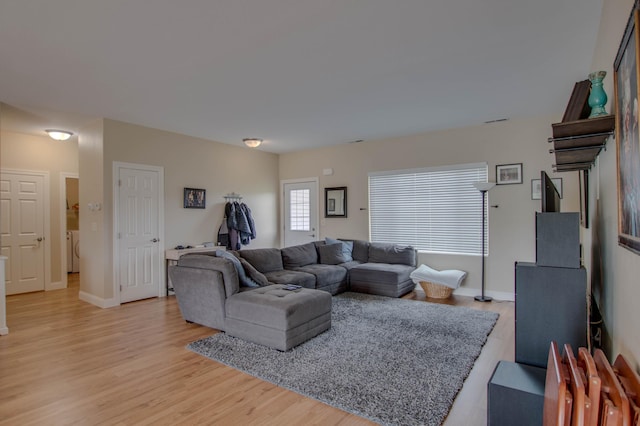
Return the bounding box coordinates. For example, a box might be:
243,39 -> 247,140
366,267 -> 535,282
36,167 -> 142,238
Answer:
280,115 -> 580,298
586,0 -> 640,367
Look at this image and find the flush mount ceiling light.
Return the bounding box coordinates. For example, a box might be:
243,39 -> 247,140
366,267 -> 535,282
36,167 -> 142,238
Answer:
243,138 -> 262,148
45,129 -> 73,141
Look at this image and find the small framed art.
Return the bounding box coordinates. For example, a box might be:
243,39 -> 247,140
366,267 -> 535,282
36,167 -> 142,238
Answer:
496,163 -> 523,185
184,187 -> 206,209
531,178 -> 563,200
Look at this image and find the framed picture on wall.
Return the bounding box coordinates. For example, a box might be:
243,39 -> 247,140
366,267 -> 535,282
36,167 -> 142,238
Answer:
184,188 -> 206,209
496,163 -> 523,185
531,177 -> 563,200
614,3 -> 640,254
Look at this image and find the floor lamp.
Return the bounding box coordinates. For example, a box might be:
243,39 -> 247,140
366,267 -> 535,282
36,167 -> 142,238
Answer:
473,182 -> 495,302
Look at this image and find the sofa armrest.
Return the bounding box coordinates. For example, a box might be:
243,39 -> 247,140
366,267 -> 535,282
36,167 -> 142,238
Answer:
178,254 -> 239,296
169,264 -> 227,330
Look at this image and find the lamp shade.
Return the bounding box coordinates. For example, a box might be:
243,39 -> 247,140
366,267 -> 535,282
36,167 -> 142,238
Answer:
46,129 -> 73,141
473,182 -> 496,192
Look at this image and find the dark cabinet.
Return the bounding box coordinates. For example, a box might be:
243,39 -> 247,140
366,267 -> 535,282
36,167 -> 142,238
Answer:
535,212 -> 580,268
515,262 -> 587,368
515,212 -> 587,368
487,360 -> 546,426
488,212 -> 588,425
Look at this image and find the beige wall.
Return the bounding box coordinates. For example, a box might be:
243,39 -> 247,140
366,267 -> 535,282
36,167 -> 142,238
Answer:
280,115 -> 580,297
88,119 -> 280,301
78,120 -> 106,300
586,0 -> 640,367
0,129 -> 79,286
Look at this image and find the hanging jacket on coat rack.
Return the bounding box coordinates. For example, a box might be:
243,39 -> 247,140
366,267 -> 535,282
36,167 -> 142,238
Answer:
223,200 -> 256,249
217,220 -> 229,248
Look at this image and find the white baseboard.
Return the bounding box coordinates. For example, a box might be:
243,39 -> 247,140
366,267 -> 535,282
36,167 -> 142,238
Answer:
46,281 -> 66,291
453,287 -> 515,302
79,291 -> 119,308
0,327 -> 8,335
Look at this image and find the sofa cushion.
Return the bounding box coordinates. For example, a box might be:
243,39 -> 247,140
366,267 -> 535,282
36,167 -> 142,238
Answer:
368,243 -> 416,266
225,285 -> 332,351
238,257 -> 271,286
282,242 -> 318,268
325,237 -> 353,262
216,250 -> 259,288
294,264 -> 348,294
349,263 -> 416,297
238,248 -> 283,273
178,254 -> 240,297
344,239 -> 370,263
338,260 -> 363,271
318,243 -> 346,265
264,269 -> 316,289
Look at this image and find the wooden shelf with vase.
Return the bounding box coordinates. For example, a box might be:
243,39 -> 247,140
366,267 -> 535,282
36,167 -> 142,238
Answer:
549,114 -> 615,172
549,78 -> 615,172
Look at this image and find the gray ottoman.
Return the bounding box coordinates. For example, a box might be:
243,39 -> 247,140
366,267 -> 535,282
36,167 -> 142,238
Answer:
224,285 -> 332,351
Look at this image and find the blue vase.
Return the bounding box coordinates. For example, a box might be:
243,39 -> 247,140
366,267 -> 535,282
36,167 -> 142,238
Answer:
588,71 -> 608,118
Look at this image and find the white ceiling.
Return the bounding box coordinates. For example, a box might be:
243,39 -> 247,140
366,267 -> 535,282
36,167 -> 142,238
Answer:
0,0 -> 604,153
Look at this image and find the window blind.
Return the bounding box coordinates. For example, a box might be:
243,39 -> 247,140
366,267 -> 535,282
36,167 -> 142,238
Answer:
369,162 -> 489,256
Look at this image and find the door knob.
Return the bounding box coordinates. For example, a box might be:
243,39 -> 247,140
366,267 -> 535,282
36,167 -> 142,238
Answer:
151,238 -> 159,243
309,234 -> 315,238
36,237 -> 44,242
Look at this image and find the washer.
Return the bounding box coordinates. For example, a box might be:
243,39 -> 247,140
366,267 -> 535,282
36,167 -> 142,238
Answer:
66,231 -> 73,273
70,230 -> 80,273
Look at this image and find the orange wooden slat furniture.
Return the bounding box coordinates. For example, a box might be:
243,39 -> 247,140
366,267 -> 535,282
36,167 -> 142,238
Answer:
613,355 -> 640,425
544,341 -> 574,426
578,347 -> 602,426
563,344 -> 592,426
594,349 -> 631,426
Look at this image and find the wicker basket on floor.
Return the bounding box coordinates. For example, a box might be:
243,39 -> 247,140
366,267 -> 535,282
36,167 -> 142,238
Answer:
419,281 -> 453,299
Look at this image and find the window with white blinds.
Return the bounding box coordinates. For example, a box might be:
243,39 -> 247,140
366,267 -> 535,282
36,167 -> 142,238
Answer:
369,162 -> 489,256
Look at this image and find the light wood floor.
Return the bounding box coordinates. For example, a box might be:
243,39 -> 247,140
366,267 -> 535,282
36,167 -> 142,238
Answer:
0,274 -> 514,425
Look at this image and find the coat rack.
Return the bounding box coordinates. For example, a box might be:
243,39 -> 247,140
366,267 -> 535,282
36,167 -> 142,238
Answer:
223,192 -> 243,202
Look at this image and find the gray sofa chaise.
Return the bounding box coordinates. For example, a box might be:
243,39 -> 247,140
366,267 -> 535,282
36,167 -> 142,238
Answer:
168,254 -> 332,351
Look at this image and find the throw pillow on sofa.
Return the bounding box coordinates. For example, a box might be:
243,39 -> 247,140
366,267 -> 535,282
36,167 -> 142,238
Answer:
238,257 -> 271,287
318,243 -> 347,265
216,250 -> 260,288
325,237 -> 353,262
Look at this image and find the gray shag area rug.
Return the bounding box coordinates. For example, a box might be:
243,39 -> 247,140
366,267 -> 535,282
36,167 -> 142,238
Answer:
187,292 -> 499,426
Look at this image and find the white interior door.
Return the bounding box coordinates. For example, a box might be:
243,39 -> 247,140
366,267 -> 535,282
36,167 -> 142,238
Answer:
1,171 -> 46,295
116,164 -> 162,303
282,179 -> 318,247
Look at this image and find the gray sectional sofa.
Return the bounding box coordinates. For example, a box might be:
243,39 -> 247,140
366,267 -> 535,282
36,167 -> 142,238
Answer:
168,239 -> 417,350
236,239 -> 417,297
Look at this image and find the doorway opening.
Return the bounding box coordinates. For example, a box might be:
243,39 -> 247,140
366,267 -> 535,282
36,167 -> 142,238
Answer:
61,173 -> 79,289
